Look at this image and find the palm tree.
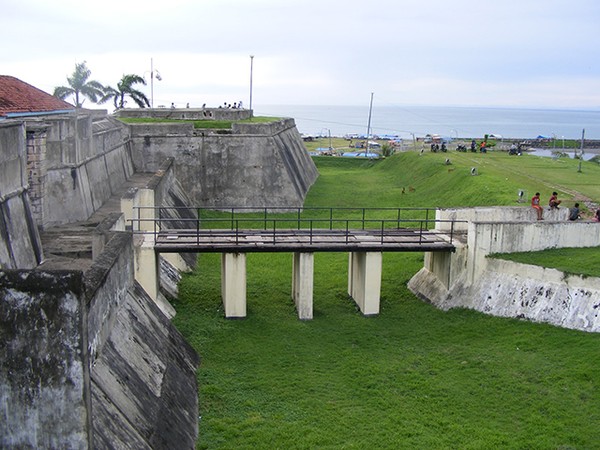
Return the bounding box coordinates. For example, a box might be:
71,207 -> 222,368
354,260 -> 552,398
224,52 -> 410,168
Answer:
102,74 -> 150,109
53,61 -> 105,107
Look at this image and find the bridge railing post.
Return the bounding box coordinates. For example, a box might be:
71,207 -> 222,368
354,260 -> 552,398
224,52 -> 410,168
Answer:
345,220 -> 349,244
196,208 -> 201,246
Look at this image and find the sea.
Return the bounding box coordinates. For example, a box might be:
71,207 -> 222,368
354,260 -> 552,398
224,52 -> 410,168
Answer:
254,104 -> 600,140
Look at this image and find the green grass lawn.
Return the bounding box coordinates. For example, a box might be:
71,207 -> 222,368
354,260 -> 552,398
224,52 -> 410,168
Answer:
174,150 -> 600,448
118,115 -> 279,129
491,246 -> 600,278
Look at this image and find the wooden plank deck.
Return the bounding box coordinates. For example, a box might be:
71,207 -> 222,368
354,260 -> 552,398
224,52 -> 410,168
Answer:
152,228 -> 457,253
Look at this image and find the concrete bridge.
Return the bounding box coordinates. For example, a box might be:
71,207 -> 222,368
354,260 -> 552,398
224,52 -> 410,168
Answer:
132,206 -> 460,320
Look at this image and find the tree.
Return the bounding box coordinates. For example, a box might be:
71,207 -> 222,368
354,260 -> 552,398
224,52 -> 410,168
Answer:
101,74 -> 150,109
53,61 -> 105,107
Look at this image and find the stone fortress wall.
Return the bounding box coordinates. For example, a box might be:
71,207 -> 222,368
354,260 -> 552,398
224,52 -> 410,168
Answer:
124,116 -> 318,207
0,107 -> 318,448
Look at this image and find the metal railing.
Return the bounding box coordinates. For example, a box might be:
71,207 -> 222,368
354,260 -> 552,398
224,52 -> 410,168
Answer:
131,206 -> 464,247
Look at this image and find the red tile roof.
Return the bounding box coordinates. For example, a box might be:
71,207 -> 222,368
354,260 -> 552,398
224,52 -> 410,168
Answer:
0,75 -> 74,117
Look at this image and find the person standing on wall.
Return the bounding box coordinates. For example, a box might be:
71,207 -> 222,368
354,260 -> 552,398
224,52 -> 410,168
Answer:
532,192 -> 543,220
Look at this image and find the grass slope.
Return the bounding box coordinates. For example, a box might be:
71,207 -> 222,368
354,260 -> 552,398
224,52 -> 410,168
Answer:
492,247 -> 600,278
174,151 -> 600,449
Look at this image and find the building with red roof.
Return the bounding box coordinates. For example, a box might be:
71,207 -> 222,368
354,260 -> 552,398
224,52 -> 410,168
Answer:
0,75 -> 74,119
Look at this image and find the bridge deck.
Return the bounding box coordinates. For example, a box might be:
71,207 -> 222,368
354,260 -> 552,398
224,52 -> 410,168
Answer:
152,228 -> 457,253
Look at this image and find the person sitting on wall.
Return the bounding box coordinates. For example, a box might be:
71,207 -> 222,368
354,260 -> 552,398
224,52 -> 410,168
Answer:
531,192 -> 543,220
549,191 -> 562,209
594,209 -> 600,222
568,203 -> 581,221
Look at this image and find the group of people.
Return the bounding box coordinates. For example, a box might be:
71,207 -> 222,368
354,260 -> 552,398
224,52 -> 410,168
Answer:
531,191 -> 600,221
430,142 -> 447,152
219,101 -> 243,109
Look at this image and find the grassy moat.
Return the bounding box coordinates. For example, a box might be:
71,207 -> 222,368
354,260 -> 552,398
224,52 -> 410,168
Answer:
174,149 -> 600,448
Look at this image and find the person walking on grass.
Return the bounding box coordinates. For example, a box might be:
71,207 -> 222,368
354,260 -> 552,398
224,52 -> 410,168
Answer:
532,192 -> 543,220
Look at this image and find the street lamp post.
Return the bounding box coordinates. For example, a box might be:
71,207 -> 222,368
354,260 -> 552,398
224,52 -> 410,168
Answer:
249,55 -> 254,116
147,58 -> 162,108
578,128 -> 585,173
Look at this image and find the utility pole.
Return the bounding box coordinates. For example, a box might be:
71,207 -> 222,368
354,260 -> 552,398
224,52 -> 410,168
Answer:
249,55 -> 254,116
366,92 -> 374,155
150,58 -> 153,108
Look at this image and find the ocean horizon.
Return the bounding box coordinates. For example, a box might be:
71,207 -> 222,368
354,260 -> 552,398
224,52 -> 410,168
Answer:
254,104 -> 600,140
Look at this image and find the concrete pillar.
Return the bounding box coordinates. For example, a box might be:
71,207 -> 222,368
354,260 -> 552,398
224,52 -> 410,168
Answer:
221,252 -> 246,318
134,234 -> 159,300
348,251 -> 382,316
137,188 -> 156,232
292,252 -> 314,320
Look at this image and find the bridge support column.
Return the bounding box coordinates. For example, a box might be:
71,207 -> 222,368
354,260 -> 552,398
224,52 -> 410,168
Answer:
134,234 -> 159,301
292,252 -> 314,320
221,252 -> 246,318
348,251 -> 382,316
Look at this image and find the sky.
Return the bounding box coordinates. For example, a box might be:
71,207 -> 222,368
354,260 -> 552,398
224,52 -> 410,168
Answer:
2,0 -> 600,111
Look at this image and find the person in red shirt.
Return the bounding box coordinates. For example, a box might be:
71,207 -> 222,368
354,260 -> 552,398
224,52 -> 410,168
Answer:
531,192 -> 543,220
549,191 -> 562,209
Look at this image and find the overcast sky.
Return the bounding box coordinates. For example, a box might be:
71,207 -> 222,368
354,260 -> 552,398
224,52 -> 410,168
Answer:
3,0 -> 600,110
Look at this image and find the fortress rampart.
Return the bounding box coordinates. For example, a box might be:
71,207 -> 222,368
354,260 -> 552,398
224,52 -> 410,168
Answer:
0,107 -> 317,447
127,117 -> 318,207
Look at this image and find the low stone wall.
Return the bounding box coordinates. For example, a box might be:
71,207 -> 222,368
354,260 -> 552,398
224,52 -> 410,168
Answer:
409,207 -> 600,332
116,107 -> 252,121
128,118 -> 318,207
436,206 -> 568,232
415,258 -> 600,332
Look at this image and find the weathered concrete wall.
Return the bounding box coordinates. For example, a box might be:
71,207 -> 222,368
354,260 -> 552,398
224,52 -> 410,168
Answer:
91,281 -> 199,448
0,231 -> 200,448
128,118 -> 318,207
0,122 -> 43,269
436,206 -> 568,232
0,269 -> 91,449
88,232 -> 199,448
0,122 -> 26,199
465,220 -> 600,284
116,107 -> 252,121
409,207 -> 600,332
41,114 -> 133,228
85,233 -> 134,364
418,258 -> 600,332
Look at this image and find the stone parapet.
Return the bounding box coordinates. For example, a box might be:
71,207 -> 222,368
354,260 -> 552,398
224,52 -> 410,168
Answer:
410,206 -> 600,333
